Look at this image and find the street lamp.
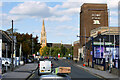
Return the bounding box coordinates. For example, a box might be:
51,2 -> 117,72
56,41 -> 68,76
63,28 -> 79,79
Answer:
32,32 -> 34,55
11,20 -> 14,71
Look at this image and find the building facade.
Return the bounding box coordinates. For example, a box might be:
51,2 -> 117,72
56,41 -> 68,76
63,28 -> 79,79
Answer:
85,27 -> 119,72
80,3 -> 108,47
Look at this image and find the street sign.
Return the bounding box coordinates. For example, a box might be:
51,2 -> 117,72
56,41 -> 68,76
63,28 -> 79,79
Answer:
93,42 -> 113,45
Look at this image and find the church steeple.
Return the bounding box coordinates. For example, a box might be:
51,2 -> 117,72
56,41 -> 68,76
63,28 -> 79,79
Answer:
40,19 -> 47,47
42,19 -> 45,32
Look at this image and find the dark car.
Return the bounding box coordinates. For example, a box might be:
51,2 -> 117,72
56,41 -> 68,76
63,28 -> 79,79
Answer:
44,56 -> 48,59
54,57 -> 58,60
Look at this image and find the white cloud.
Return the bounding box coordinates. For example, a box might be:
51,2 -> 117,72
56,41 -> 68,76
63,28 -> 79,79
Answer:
5,1 -> 119,25
56,25 -> 78,31
110,17 -> 118,26
110,11 -> 118,16
10,2 -> 52,18
55,8 -> 80,16
45,15 -> 72,22
61,2 -> 82,8
107,0 -> 119,9
0,2 -> 2,7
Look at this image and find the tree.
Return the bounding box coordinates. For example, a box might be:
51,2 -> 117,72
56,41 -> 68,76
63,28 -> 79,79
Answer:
6,29 -> 41,58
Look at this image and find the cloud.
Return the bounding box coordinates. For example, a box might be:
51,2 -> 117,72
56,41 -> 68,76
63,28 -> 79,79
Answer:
10,2 -> 53,18
110,17 -> 118,26
45,15 -> 72,22
107,0 -> 119,9
56,25 -> 78,31
33,30 -> 41,34
110,11 -> 118,16
55,8 -> 80,16
0,2 -> 2,7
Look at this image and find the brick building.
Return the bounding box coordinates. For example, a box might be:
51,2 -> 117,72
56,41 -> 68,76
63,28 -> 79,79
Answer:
79,3 -> 108,64
80,3 -> 108,47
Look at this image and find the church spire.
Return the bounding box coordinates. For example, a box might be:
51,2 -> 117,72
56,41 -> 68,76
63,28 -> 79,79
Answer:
42,19 -> 45,32
40,19 -> 47,47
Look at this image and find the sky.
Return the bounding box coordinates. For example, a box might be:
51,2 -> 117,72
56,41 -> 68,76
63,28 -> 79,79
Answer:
0,0 -> 119,44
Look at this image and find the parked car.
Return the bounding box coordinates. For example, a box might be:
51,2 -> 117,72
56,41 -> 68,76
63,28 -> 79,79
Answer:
44,56 -> 48,59
54,57 -> 58,60
2,58 -> 11,67
29,56 -> 34,63
27,59 -> 32,63
5,58 -> 12,64
63,57 -> 66,59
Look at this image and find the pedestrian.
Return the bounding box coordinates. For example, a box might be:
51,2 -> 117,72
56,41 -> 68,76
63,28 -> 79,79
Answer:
109,63 -> 112,73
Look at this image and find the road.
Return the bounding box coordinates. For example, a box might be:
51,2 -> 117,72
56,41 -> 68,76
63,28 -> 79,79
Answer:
28,59 -> 104,80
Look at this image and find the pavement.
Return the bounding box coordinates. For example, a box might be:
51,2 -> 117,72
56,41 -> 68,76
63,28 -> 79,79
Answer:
66,59 -> 119,80
2,63 -> 38,80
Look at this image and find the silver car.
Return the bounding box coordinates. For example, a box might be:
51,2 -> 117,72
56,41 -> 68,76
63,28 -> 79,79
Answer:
40,74 -> 71,80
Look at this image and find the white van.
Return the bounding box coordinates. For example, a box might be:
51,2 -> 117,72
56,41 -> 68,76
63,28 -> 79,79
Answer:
38,60 -> 52,75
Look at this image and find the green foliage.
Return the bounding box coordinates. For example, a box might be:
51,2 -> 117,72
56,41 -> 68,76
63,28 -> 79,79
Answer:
6,28 -> 41,57
41,44 -> 73,57
42,46 -> 50,56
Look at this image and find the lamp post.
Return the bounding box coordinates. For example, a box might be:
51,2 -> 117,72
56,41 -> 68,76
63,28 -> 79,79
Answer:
11,20 -> 14,71
99,38 -> 101,58
5,43 -> 8,71
32,32 -> 34,55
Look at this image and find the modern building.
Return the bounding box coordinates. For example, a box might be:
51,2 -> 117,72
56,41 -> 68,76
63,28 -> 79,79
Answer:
85,27 -> 119,73
40,20 -> 47,47
80,3 -> 108,47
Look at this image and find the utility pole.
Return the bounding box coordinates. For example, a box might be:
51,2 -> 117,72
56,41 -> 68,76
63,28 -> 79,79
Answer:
5,43 -> 8,71
32,32 -> 34,55
11,20 -> 14,71
114,35 -> 115,59
99,38 -> 101,58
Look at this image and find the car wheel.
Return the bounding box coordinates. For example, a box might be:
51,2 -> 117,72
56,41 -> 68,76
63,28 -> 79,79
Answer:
38,69 -> 41,76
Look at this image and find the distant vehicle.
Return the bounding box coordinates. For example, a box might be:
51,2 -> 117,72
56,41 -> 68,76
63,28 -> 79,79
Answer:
44,56 -> 48,59
54,57 -> 58,60
49,56 -> 53,60
5,58 -> 12,64
27,59 -> 32,63
63,57 -> 66,59
2,58 -> 11,67
29,55 -> 34,63
38,59 -> 52,76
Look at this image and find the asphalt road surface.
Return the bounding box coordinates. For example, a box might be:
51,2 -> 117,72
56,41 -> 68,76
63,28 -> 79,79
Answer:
28,59 -> 104,80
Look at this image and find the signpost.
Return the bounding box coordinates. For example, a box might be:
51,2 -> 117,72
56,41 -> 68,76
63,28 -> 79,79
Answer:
0,39 -> 2,79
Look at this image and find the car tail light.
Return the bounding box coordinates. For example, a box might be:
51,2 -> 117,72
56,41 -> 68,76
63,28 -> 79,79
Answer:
51,64 -> 52,67
39,64 -> 40,67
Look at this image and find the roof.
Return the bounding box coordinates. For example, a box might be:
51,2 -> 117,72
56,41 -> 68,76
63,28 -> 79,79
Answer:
0,30 -> 12,42
90,27 -> 119,38
73,40 -> 79,44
